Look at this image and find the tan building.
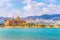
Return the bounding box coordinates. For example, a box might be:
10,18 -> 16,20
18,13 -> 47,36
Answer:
5,15 -> 26,26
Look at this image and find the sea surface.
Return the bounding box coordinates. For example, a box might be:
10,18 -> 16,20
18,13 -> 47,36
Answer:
0,28 -> 60,40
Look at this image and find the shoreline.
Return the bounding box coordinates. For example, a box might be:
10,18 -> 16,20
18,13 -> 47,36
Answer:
0,26 -> 60,28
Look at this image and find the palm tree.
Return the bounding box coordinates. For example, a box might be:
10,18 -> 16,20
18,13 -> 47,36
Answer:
41,24 -> 46,28
26,23 -> 32,28
57,24 -> 60,27
49,25 -> 54,28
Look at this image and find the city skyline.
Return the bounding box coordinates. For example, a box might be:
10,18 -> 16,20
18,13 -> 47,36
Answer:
0,0 -> 60,18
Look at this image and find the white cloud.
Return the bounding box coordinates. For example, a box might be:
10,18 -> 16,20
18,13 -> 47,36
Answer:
0,0 -> 11,2
58,5 -> 60,8
23,4 -> 32,11
22,0 -> 60,17
5,3 -> 13,7
0,0 -> 60,17
43,0 -> 56,3
42,7 -> 50,13
0,8 -> 21,17
22,0 -> 32,3
0,0 -> 21,17
36,2 -> 46,7
47,4 -> 60,14
0,0 -> 13,8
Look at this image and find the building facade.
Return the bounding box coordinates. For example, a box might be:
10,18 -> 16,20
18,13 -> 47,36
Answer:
5,16 -> 26,26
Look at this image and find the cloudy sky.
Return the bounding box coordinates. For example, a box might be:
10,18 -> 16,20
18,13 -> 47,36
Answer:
0,0 -> 60,18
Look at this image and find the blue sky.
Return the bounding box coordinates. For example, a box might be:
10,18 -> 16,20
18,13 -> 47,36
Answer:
0,0 -> 60,18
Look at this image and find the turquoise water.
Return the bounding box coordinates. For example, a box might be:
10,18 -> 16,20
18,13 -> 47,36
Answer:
0,28 -> 60,40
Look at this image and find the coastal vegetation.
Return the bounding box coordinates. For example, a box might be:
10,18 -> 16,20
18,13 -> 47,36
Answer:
0,23 -> 60,28
0,15 -> 60,28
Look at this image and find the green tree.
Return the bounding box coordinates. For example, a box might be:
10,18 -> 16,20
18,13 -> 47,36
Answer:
41,24 -> 46,28
49,25 -> 54,28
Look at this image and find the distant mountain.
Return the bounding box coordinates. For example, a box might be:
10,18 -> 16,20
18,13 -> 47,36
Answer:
25,14 -> 60,20
0,14 -> 60,25
0,17 -> 11,25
